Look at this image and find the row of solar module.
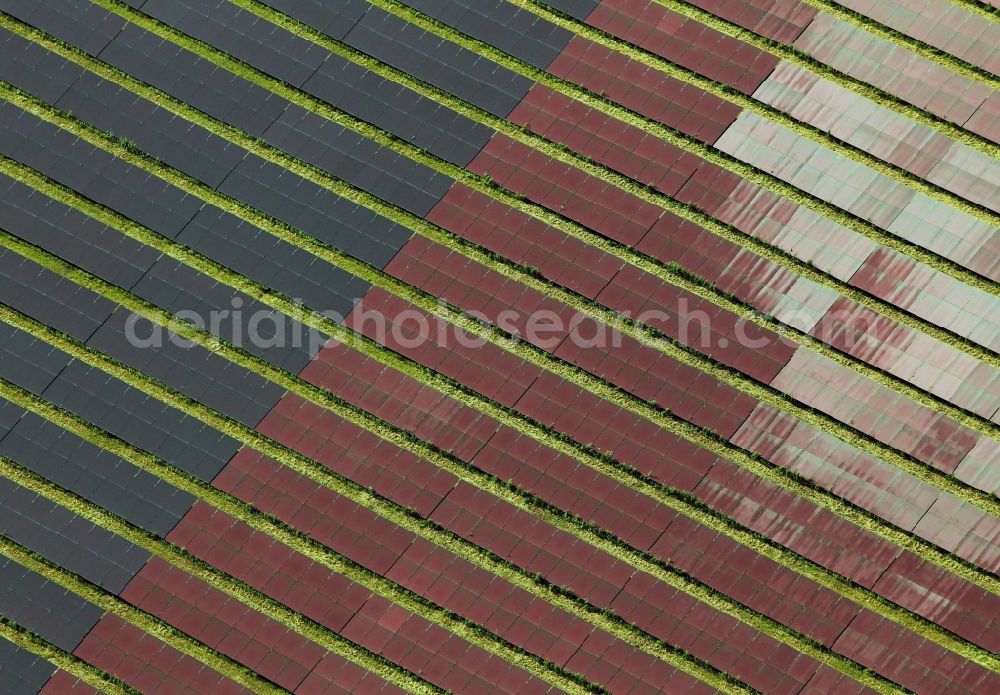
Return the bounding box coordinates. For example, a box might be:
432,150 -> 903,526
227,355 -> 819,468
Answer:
19,0 -> 996,490
0,635 -> 63,694
391,0 -> 1000,272
0,0 -> 492,169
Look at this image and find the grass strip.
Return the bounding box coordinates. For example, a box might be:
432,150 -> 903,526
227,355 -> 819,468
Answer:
3,80 -> 996,530
379,0 -> 1000,236
0,619 -> 134,695
0,230 -> 914,693
3,150 -> 999,653
0,535 -> 285,694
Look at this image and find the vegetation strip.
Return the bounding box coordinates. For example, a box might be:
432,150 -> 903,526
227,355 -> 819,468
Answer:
1,165 -> 997,681
148,0 -> 1000,340
0,230 -> 910,694
0,533 -> 284,695
380,0 -> 1000,232
3,79 -> 996,533
645,0 -> 999,153
228,0 -> 1000,409
0,617 -> 133,694
798,0 -> 1000,85
9,4 -> 994,443
3,150 -> 998,661
0,457 -> 439,695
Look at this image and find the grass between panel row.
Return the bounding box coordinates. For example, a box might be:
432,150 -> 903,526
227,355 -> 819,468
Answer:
0,458 -> 441,695
796,0 -> 1000,84
3,76 -> 996,537
640,0 -> 1000,154
0,156 -> 996,684
0,617 -> 133,695
0,534 -> 284,694
0,231 -> 909,694
3,150 -> 998,671
375,0 -> 1000,239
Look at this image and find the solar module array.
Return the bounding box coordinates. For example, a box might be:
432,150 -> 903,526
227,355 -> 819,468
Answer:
0,0 -> 996,693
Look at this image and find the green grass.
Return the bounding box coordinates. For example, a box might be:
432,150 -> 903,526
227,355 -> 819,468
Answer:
0,535 -> 285,694
3,147 -> 998,681
0,618 -> 136,695
1,1 -> 998,692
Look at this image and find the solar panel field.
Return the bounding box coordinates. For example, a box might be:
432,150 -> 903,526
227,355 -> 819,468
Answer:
0,0 -> 996,692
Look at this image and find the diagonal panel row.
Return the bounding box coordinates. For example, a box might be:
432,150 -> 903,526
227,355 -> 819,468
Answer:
0,1 -> 996,664
544,0 -> 1000,144
384,0 -> 1000,274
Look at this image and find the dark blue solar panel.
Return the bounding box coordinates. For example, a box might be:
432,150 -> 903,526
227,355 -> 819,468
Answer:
0,555 -> 103,652
343,8 -> 533,118
0,636 -> 57,694
0,478 -> 151,594
0,399 -> 195,538
399,0 -> 574,69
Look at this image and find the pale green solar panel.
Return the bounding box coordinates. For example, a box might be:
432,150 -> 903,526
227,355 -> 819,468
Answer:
792,14 -> 990,128
770,277 -> 839,332
770,349 -> 984,472
832,0 -> 1000,73
715,112 -> 1000,275
914,495 -> 1000,570
925,145 -> 1000,213
954,439 -> 1000,493
886,195 -> 998,274
731,404 -> 937,531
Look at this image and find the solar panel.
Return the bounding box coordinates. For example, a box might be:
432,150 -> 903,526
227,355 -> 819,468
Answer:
87,307 -> 286,427
0,636 -> 57,693
399,0 -> 574,69
0,555 -> 103,652
344,8 -> 533,118
0,477 -> 151,593
0,404 -> 195,537
41,360 -> 241,483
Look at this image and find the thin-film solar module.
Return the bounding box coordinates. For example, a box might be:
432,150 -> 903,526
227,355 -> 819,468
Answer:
0,477 -> 151,594
0,555 -> 103,652
131,257 -> 325,374
399,0 -> 575,69
0,0 -> 126,56
343,8 -> 533,118
41,361 -> 242,483
0,174 -> 161,290
87,307 -> 286,428
0,404 -> 195,537
0,249 -> 115,343
178,205 -> 371,319
0,636 -> 57,694
0,322 -> 72,396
